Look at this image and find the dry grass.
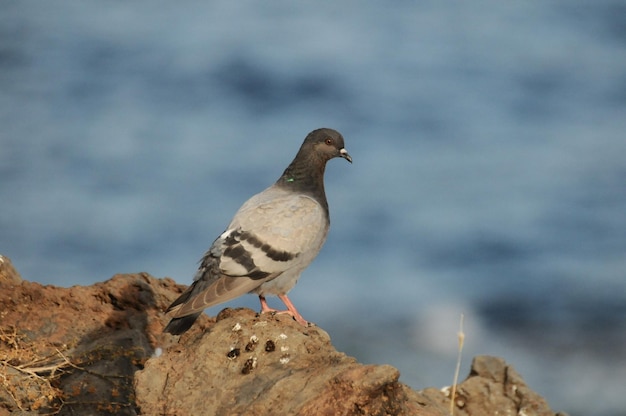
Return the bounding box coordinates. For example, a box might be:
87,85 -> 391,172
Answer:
449,313 -> 465,416
0,326 -> 70,414
1,325 -> 147,414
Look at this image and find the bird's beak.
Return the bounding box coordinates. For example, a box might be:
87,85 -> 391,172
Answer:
339,148 -> 352,163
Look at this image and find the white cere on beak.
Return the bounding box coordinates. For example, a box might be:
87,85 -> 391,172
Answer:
339,148 -> 352,163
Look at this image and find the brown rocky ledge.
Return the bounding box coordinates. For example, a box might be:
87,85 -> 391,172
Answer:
0,256 -> 566,415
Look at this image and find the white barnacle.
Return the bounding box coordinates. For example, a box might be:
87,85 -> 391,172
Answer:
232,322 -> 242,331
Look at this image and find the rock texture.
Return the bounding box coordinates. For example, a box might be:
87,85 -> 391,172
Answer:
0,257 -> 565,415
421,356 -> 567,416
0,255 -> 21,285
136,308 -> 439,416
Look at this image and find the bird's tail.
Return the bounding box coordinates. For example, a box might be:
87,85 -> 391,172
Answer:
163,312 -> 202,335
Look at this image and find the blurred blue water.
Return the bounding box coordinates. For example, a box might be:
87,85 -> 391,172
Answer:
1,2 -> 625,415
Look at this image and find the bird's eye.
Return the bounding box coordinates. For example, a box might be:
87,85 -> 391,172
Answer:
325,138 -> 333,145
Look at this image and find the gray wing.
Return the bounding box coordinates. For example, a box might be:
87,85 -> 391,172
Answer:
167,188 -> 328,318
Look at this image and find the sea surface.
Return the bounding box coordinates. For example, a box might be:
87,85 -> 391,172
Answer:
2,2 -> 625,415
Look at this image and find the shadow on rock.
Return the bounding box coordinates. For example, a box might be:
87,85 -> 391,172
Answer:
54,275 -> 156,415
0,265 -> 182,415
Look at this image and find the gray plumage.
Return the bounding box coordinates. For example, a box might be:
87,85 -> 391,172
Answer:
164,128 -> 351,335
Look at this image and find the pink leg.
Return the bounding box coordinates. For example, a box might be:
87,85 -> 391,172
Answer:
257,295 -> 310,327
278,294 -> 309,327
259,295 -> 279,313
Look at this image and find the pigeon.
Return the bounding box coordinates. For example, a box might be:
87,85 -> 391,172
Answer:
164,128 -> 351,335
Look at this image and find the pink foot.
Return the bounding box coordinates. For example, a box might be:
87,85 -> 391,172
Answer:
278,294 -> 310,326
257,295 -> 311,327
259,295 -> 280,313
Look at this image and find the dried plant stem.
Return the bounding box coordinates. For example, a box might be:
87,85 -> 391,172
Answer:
450,313 -> 465,415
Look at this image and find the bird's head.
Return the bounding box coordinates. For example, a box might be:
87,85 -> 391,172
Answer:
305,128 -> 352,164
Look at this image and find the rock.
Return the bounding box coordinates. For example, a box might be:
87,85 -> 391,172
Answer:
136,308 -> 443,416
421,356 -> 569,416
0,268 -> 187,415
0,255 -> 21,284
0,259 -> 564,415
